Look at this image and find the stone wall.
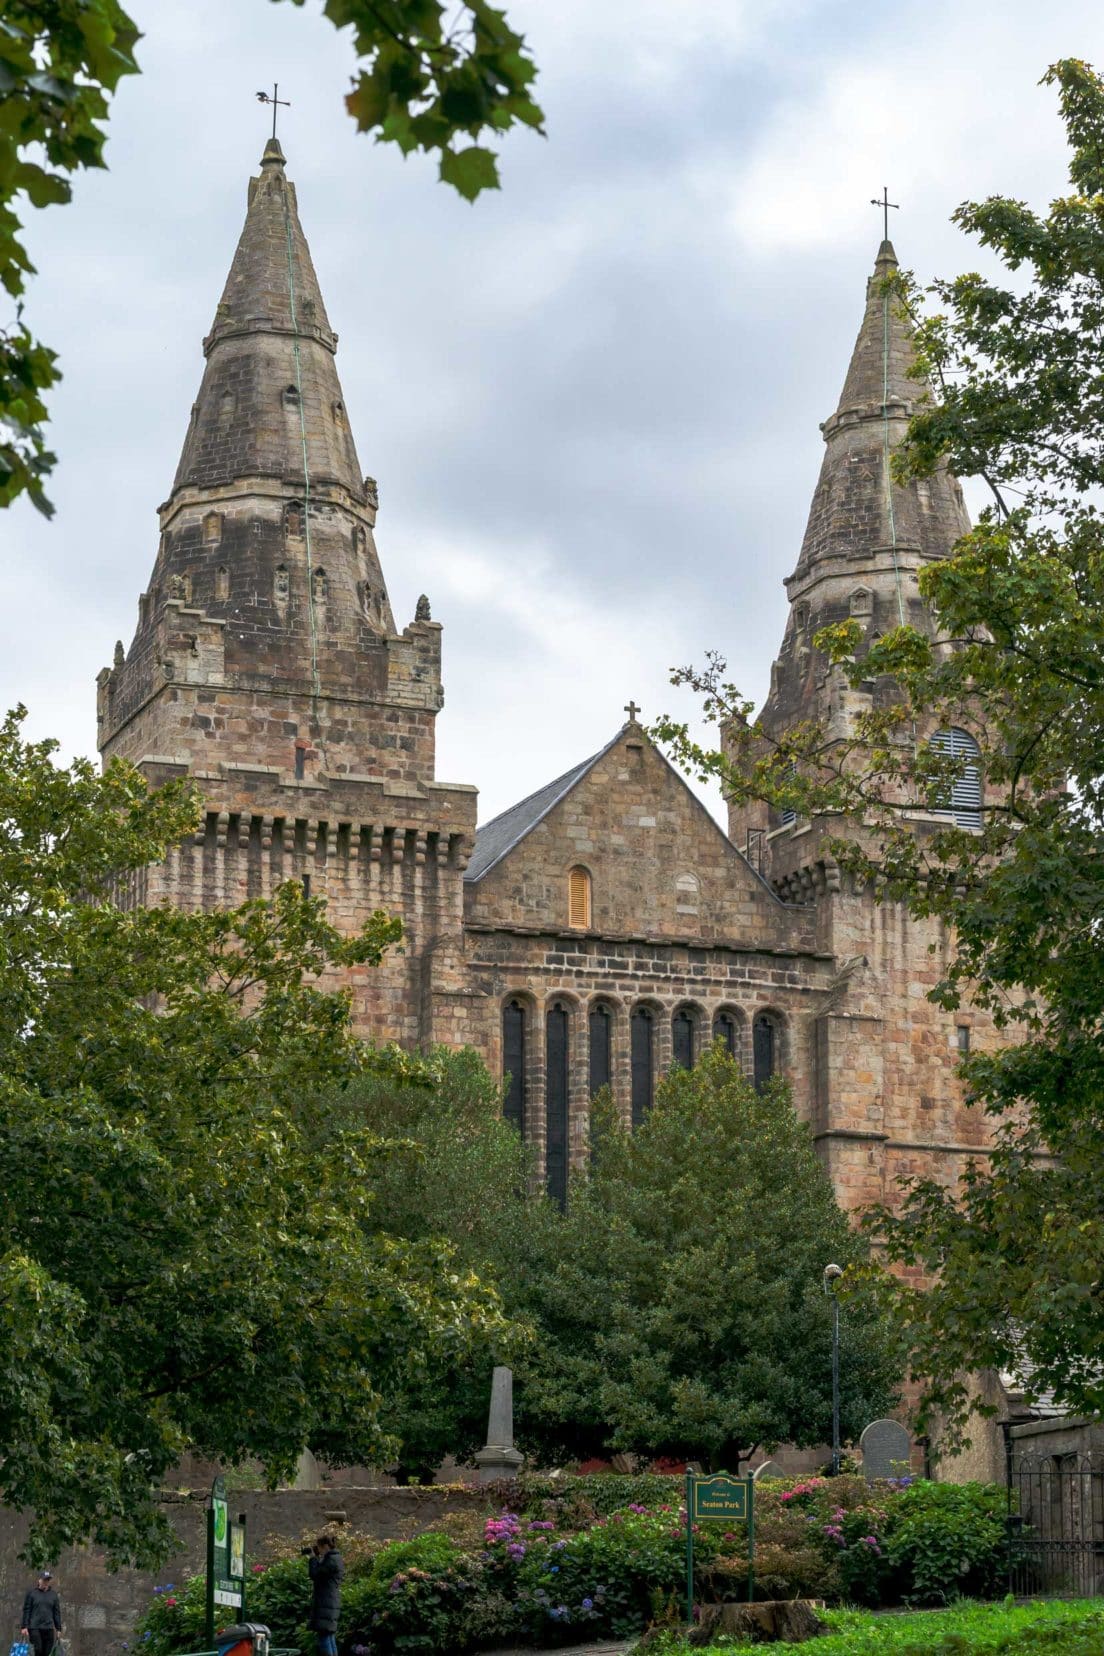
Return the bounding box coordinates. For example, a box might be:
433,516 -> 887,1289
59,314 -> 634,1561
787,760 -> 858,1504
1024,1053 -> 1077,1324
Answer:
0,1488 -> 486,1656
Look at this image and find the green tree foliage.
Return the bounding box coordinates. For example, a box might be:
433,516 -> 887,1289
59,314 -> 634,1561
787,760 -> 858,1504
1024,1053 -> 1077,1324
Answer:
0,708 -> 507,1565
656,59 -> 1104,1439
512,1047 -> 901,1469
1,0 -> 541,515
339,1046 -> 540,1481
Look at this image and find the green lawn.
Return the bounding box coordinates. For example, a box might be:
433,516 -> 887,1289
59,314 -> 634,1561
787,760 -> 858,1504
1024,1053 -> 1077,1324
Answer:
638,1598 -> 1104,1652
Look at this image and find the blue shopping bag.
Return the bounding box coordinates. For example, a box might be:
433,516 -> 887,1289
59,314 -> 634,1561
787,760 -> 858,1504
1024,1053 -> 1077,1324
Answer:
11,1640 -> 30,1656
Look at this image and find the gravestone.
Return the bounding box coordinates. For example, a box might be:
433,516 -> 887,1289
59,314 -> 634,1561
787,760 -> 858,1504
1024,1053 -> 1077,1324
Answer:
474,1365 -> 524,1484
752,1459 -> 785,1481
860,1418 -> 911,1482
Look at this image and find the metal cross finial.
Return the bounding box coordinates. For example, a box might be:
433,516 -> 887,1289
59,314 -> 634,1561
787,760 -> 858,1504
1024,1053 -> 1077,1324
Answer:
870,185 -> 899,242
256,82 -> 291,141
624,699 -> 641,723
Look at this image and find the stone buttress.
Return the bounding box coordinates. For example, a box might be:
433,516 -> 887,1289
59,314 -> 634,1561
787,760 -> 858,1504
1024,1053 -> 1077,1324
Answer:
97,138 -> 477,1044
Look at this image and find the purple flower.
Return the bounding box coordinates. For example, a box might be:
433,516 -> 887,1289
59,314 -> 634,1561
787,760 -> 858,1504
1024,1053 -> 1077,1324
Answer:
581,1597 -> 593,1610
506,1543 -> 526,1560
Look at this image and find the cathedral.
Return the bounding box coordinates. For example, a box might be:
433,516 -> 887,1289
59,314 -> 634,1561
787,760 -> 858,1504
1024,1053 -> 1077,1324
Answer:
98,139 -> 998,1213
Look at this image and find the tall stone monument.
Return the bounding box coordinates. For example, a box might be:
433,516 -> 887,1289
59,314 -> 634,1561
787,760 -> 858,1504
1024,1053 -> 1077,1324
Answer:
474,1365 -> 524,1484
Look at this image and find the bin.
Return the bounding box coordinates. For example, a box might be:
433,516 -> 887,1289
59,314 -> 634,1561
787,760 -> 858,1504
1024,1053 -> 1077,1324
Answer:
217,1625 -> 270,1656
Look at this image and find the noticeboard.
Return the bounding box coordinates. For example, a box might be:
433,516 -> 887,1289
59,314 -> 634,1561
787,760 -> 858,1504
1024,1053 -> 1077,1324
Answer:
690,1474 -> 749,1522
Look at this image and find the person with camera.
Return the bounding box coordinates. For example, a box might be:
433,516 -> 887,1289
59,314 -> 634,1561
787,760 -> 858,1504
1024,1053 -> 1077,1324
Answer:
20,1569 -> 62,1656
304,1534 -> 344,1656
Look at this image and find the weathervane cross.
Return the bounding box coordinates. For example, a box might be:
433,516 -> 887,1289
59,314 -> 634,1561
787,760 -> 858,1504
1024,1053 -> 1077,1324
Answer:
624,699 -> 641,723
870,185 -> 899,242
256,82 -> 291,141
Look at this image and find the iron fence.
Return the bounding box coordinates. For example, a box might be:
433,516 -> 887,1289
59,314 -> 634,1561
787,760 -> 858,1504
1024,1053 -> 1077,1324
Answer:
1007,1447 -> 1104,1598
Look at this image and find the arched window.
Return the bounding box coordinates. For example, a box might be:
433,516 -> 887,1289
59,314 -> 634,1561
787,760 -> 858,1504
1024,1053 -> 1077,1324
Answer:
630,1006 -> 654,1127
274,564 -> 290,601
753,1014 -> 779,1092
285,500 -> 304,539
589,1002 -> 612,1096
502,999 -> 526,1133
713,1010 -> 738,1057
216,565 -> 230,601
672,1006 -> 697,1070
546,1001 -> 570,1210
932,727 -> 982,829
217,390 -> 235,432
568,865 -> 592,930
312,567 -> 327,603
282,384 -> 300,410
850,587 -> 873,617
202,510 -> 222,545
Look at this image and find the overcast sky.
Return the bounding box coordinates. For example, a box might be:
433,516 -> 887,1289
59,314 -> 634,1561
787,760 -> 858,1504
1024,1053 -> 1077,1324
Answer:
3,0 -> 1098,823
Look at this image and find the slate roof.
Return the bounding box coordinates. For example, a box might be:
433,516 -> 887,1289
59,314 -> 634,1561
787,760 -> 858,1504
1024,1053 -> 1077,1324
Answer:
465,731 -> 624,883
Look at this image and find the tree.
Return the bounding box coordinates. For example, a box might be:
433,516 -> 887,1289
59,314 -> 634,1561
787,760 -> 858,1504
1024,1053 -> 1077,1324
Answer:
511,1047 -> 901,1470
1,0 -> 543,515
656,59 -> 1104,1441
340,1044 -> 540,1482
0,708 -> 508,1565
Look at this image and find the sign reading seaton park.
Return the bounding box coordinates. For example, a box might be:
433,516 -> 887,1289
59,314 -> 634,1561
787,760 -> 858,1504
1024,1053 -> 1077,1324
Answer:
206,1475 -> 247,1642
684,1472 -> 755,1624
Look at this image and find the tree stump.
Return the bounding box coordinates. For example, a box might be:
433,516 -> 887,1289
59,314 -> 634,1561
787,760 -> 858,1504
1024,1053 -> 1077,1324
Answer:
688,1599 -> 828,1644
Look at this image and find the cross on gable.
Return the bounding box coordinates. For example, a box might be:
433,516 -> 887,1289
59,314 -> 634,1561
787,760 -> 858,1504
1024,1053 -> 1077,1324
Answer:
624,700 -> 641,723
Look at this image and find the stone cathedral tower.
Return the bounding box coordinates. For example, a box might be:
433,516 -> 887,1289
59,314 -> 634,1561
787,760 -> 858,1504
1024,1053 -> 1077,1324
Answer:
728,239 -> 994,1213
97,139 -> 477,1045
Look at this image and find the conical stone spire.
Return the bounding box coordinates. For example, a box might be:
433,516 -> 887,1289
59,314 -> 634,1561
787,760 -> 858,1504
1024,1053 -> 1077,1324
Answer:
171,137 -> 365,499
99,141 -> 446,780
794,239 -> 969,576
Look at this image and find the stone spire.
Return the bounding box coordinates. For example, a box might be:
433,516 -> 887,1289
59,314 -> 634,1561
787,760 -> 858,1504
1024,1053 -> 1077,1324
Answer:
727,240 -> 972,859
794,239 -> 969,578
171,137 -> 366,500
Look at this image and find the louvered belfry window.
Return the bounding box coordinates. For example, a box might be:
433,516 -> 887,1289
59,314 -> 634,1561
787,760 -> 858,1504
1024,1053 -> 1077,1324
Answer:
932,727 -> 982,829
568,865 -> 592,929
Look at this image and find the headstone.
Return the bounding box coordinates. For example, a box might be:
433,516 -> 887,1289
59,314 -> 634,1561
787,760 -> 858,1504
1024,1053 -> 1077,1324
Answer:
474,1365 -> 524,1484
860,1418 -> 911,1481
752,1459 -> 785,1481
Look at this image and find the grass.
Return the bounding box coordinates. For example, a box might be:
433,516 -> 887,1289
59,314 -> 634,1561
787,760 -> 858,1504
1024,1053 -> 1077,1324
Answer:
636,1598 -> 1104,1652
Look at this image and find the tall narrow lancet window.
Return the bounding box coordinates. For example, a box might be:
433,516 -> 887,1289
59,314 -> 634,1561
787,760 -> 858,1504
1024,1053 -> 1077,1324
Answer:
931,727 -> 982,829
753,1014 -> 778,1093
285,500 -> 304,539
202,510 -> 223,545
546,1002 -> 570,1209
672,1007 -> 696,1070
502,999 -> 526,1133
713,1010 -> 738,1057
568,865 -> 592,930
216,565 -> 230,601
630,1006 -> 654,1128
589,1003 -> 612,1096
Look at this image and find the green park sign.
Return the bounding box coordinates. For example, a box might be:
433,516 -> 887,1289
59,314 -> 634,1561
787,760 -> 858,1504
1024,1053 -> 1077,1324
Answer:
205,1476 -> 246,1642
684,1470 -> 755,1625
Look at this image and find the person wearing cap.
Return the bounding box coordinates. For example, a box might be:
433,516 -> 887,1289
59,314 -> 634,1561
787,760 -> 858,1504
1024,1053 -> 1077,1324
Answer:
20,1571 -> 62,1656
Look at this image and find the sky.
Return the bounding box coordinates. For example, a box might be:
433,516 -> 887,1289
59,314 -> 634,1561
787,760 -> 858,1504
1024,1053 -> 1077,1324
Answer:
3,0 -> 1100,824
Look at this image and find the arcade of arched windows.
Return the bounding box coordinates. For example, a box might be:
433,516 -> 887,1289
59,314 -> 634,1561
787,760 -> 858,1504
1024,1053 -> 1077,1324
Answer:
499,994 -> 787,1205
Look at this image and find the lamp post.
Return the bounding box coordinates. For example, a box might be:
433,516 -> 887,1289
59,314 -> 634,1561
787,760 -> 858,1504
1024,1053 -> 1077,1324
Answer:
823,1263 -> 843,1475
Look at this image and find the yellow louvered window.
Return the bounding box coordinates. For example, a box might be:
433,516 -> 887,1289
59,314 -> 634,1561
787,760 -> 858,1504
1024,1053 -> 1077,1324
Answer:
568,866 -> 591,930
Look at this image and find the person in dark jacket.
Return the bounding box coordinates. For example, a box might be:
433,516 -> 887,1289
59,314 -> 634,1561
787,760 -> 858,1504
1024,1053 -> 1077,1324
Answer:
307,1535 -> 344,1656
20,1570 -> 62,1656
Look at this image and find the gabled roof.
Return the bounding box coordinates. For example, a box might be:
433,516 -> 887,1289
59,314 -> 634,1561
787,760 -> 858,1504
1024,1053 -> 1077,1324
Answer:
465,730 -> 624,883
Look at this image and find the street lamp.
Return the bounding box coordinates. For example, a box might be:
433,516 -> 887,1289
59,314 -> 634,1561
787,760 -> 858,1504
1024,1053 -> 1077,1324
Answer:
823,1263 -> 843,1475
